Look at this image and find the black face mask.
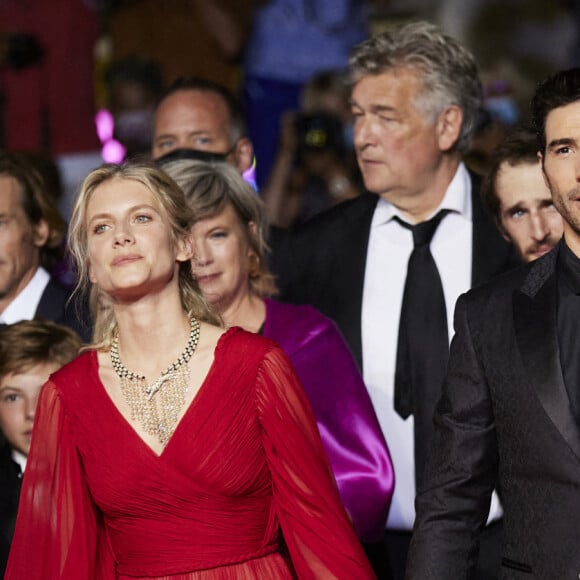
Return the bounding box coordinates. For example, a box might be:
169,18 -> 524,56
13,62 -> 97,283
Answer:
155,146 -> 235,166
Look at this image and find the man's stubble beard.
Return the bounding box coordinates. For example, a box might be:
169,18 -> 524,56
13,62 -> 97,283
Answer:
552,186 -> 580,235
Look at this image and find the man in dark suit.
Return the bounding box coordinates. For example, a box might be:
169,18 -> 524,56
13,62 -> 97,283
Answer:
0,152 -> 89,339
406,67 -> 580,580
280,21 -> 516,579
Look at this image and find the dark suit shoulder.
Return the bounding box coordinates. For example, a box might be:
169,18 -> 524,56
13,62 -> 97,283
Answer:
292,193 -> 378,242
461,246 -> 557,315
36,278 -> 92,342
466,262 -> 529,302
286,192 -> 378,270
36,278 -> 70,313
277,194 -> 378,304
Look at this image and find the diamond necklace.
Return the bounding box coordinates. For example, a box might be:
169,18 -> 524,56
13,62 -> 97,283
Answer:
110,315 -> 200,446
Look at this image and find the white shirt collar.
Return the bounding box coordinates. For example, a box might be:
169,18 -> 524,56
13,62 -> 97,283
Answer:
371,162 -> 472,228
11,448 -> 27,474
0,267 -> 51,324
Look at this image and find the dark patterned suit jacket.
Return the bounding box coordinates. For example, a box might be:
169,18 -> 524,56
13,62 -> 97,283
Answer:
407,243 -> 580,579
279,175 -> 517,486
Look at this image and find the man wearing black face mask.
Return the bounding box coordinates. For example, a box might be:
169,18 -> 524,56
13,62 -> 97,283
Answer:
152,77 -> 254,173
153,77 -> 289,285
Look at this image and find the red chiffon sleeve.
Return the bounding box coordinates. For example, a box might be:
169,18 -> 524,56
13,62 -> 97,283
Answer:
5,380 -> 116,579
256,345 -> 376,579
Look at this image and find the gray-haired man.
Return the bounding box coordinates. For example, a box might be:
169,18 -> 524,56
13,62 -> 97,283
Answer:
280,21 -> 516,578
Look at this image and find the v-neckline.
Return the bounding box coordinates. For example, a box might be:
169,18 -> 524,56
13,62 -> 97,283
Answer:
91,327 -> 238,459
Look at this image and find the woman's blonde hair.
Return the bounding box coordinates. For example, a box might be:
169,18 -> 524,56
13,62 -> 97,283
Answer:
68,161 -> 220,350
162,159 -> 277,297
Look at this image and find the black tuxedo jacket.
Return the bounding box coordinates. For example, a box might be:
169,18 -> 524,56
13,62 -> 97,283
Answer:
407,243 -> 580,579
279,175 -> 517,483
34,277 -> 91,342
0,443 -> 21,577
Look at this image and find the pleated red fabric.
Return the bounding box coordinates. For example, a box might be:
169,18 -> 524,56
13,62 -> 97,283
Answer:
6,328 -> 375,579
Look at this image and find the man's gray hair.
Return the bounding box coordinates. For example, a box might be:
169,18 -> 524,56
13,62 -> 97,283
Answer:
349,21 -> 482,152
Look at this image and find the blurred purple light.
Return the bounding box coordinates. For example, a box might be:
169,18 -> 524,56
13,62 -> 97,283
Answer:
243,157 -> 258,191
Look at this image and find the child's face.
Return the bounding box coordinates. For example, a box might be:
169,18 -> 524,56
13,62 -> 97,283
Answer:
0,362 -> 59,456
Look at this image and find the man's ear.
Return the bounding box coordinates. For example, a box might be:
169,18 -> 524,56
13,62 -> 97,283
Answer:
32,219 -> 50,248
177,233 -> 194,263
436,105 -> 463,152
233,137 -> 254,173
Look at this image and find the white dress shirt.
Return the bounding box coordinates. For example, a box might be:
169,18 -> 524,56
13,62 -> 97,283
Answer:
11,449 -> 27,475
361,163 -> 502,530
0,267 -> 50,324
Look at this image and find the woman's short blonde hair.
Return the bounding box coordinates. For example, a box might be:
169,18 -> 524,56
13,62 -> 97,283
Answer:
162,159 -> 277,297
68,161 -> 219,349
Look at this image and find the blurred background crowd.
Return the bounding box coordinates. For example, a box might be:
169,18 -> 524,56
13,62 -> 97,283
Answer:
2,0 -> 579,224
3,2 -> 580,578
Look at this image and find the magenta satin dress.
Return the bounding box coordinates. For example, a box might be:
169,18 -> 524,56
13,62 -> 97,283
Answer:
263,299 -> 394,541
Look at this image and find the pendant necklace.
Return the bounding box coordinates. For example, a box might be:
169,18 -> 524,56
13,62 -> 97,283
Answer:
110,315 -> 200,446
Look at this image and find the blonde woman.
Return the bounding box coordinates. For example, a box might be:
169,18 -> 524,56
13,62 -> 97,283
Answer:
6,161 -> 375,579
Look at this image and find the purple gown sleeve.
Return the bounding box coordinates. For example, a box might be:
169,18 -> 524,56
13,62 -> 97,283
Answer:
263,299 -> 394,541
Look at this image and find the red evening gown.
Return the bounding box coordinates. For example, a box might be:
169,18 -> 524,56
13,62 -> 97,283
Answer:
6,328 -> 375,579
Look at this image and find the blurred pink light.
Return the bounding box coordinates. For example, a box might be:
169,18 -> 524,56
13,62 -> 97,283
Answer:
95,109 -> 114,142
102,140 -> 126,164
95,108 -> 126,163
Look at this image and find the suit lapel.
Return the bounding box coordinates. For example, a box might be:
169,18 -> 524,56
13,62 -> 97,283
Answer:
513,247 -> 580,460
470,173 -> 518,287
335,195 -> 378,369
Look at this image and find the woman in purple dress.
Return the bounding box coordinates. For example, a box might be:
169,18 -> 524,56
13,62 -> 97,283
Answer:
163,159 -> 394,543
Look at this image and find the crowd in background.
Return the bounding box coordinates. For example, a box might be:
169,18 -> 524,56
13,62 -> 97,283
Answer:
1,1 -> 580,579
1,0 -> 580,215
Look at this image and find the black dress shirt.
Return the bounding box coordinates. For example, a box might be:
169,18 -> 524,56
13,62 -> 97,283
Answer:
557,241 -> 580,427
